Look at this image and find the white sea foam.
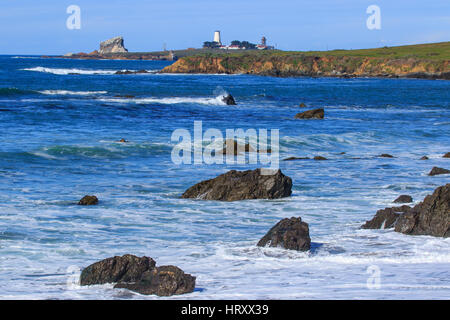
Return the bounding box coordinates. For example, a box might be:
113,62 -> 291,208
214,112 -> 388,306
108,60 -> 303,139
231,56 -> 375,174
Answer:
98,95 -> 228,106
39,90 -> 107,96
22,67 -> 147,75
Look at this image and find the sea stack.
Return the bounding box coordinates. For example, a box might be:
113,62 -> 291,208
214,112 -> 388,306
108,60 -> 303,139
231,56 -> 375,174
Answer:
99,36 -> 128,54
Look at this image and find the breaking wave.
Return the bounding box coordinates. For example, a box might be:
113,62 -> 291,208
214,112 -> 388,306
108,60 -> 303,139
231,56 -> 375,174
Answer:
98,95 -> 228,106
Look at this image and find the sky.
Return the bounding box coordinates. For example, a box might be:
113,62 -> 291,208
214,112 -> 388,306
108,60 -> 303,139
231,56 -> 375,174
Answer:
0,0 -> 449,54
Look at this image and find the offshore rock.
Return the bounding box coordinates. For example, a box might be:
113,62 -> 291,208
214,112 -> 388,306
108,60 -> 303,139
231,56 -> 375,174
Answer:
393,195 -> 413,203
361,205 -> 411,229
78,195 -> 98,206
429,167 -> 450,176
181,169 -> 292,201
80,254 -> 195,296
294,108 -> 324,119
222,94 -> 236,105
99,36 -> 128,54
257,217 -> 311,251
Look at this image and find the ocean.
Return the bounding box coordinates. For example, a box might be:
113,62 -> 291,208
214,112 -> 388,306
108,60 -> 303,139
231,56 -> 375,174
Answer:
0,55 -> 449,299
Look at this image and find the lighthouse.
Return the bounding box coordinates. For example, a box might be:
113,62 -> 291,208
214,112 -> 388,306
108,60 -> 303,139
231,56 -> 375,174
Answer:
213,31 -> 221,45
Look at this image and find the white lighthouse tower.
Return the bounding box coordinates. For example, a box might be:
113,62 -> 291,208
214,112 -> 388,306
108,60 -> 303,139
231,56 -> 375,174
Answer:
213,31 -> 221,45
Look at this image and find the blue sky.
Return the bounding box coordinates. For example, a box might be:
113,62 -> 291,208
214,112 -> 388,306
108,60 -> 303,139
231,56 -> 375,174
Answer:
0,0 -> 449,54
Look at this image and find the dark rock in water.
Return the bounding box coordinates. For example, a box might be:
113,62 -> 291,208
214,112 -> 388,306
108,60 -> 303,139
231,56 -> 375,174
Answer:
420,156 -> 429,160
429,167 -> 450,176
394,195 -> 413,203
115,70 -> 149,75
443,152 -> 450,158
257,217 -> 311,251
114,265 -> 196,296
114,95 -> 135,98
80,254 -> 156,285
78,195 -> 98,206
220,139 -> 255,155
283,156 -> 310,161
181,169 -> 292,201
222,94 -> 236,105
361,205 -> 411,229
314,156 -> 328,160
80,254 -> 196,296
394,184 -> 450,237
379,154 -> 394,158
118,138 -> 128,143
294,108 -> 324,119
299,103 -> 307,108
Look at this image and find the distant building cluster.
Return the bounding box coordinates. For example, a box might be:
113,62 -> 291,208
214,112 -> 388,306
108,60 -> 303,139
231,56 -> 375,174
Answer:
203,31 -> 274,50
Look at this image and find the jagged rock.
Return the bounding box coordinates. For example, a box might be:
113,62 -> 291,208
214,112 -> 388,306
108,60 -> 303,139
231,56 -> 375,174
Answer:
394,195 -> 413,203
222,94 -> 236,105
443,152 -> 450,158
420,156 -> 429,160
80,254 -> 156,285
78,195 -> 98,205
294,108 -> 324,119
394,184 -> 450,237
257,217 -> 311,251
99,36 -> 128,54
379,154 -> 394,158
361,205 -> 411,229
314,156 -> 328,160
181,169 -> 292,201
80,254 -> 195,296
114,265 -> 196,296
429,167 -> 450,176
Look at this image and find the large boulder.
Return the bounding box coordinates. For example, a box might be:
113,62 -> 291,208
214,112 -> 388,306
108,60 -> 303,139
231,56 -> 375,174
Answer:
395,184 -> 450,237
78,195 -> 98,206
429,167 -> 450,176
80,254 -> 195,296
99,36 -> 128,54
362,184 -> 449,237
181,169 -> 292,201
361,205 -> 411,229
257,217 -> 311,251
294,108 -> 324,119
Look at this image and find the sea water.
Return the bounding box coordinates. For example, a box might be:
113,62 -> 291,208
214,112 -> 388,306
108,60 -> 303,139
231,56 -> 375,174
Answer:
0,55 -> 449,299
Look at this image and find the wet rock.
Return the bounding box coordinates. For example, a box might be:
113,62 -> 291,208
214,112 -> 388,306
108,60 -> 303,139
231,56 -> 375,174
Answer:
294,108 -> 324,119
443,152 -> 450,158
394,184 -> 450,237
78,195 -> 98,206
314,156 -> 328,160
299,103 -> 307,108
222,94 -> 236,105
361,205 -> 411,229
80,254 -> 196,296
283,156 -> 310,161
114,265 -> 196,296
181,169 -> 292,201
80,254 -> 156,285
379,154 -> 394,158
429,167 -> 450,176
257,217 -> 311,251
420,156 -> 429,160
393,195 -> 413,203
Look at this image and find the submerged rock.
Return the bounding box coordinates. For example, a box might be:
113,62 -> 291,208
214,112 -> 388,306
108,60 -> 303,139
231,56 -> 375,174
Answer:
257,217 -> 311,251
314,156 -> 328,160
361,205 -> 411,229
294,108 -> 324,119
420,156 -> 429,160
80,254 -> 195,296
393,195 -> 413,203
429,167 -> 450,176
379,154 -> 394,158
283,156 -> 310,161
395,184 -> 450,237
78,195 -> 98,206
181,169 -> 292,201
222,94 -> 236,105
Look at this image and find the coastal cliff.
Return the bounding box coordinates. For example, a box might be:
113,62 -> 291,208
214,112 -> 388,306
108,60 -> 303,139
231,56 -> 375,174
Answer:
161,42 -> 450,79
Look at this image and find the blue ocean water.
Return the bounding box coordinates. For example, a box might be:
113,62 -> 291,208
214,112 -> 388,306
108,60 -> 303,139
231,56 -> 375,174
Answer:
0,55 -> 449,299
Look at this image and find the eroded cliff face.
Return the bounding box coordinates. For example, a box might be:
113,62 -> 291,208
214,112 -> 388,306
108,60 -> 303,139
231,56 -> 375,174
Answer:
161,55 -> 450,79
